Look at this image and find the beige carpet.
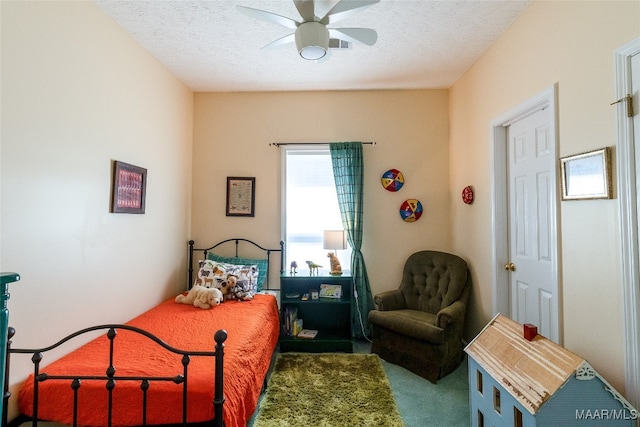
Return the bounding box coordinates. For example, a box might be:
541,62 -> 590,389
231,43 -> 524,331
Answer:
253,353 -> 405,427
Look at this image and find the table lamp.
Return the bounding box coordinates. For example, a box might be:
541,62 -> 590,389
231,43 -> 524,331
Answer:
323,230 -> 347,275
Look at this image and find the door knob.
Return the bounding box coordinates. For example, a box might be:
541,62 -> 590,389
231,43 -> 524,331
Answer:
504,262 -> 516,272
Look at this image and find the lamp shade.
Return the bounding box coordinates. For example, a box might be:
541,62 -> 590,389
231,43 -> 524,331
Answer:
323,230 -> 347,251
295,22 -> 329,60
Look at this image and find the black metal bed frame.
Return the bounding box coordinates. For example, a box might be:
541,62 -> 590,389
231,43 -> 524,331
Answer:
2,238 -> 285,427
2,325 -> 227,427
187,238 -> 285,289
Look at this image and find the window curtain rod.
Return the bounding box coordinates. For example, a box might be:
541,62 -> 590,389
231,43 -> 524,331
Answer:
269,141 -> 376,147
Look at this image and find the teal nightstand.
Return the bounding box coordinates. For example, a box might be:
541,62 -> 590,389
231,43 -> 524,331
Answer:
279,272 -> 352,353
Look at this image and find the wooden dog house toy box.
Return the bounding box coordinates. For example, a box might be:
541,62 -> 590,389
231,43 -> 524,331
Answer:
465,314 -> 638,427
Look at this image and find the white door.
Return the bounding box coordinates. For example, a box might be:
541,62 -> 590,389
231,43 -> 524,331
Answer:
615,36 -> 640,415
631,48 -> 640,418
506,107 -> 559,341
632,52 -> 640,256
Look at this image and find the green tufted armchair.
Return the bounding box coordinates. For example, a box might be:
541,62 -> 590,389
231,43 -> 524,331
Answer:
368,250 -> 471,383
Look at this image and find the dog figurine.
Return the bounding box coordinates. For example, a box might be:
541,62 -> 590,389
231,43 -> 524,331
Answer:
175,285 -> 223,309
306,260 -> 322,276
290,261 -> 298,274
327,252 -> 343,275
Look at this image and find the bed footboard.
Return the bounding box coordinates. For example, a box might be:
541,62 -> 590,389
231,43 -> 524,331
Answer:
2,325 -> 227,427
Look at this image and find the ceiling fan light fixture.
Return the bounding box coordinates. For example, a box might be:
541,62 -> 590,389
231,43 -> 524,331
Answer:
295,22 -> 329,60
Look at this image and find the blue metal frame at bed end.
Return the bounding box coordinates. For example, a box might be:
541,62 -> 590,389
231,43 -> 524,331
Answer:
0,273 -> 20,426
187,238 -> 285,290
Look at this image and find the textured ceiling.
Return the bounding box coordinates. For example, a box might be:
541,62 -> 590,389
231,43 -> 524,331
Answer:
94,0 -> 532,92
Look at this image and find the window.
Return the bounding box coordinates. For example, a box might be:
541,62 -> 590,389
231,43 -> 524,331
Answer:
476,370 -> 483,394
493,386 -> 501,414
514,407 -> 523,427
282,146 -> 351,272
477,410 -> 484,427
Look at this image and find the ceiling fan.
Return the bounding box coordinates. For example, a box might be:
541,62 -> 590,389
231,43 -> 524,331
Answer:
237,0 -> 379,61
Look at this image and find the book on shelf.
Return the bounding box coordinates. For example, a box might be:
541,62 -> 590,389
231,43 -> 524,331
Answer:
293,318 -> 303,336
283,306 -> 298,336
297,329 -> 318,339
319,283 -> 342,299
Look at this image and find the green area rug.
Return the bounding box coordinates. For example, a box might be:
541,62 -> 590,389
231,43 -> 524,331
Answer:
253,353 -> 405,427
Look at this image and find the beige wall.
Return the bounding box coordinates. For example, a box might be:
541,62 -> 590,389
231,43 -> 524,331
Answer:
3,0 -> 639,419
192,90 -> 452,297
0,1 -> 193,416
450,0 -> 640,394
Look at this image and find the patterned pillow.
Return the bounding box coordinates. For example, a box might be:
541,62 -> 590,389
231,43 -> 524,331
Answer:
195,259 -> 258,301
194,259 -> 221,288
207,252 -> 268,291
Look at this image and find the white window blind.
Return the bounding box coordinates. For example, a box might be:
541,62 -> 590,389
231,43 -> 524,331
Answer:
282,146 -> 351,273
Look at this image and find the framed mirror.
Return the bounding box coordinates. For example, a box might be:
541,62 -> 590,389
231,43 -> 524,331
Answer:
560,147 -> 612,201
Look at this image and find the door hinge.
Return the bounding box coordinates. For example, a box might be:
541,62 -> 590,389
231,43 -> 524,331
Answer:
611,94 -> 634,118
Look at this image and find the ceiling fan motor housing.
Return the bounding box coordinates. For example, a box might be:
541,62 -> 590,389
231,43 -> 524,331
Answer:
295,22 -> 330,60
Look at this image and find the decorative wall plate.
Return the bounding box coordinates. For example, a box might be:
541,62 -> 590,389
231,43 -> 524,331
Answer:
381,169 -> 404,192
462,186 -> 474,204
400,199 -> 423,222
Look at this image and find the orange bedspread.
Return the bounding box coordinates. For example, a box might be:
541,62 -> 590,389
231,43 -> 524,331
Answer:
18,294 -> 280,427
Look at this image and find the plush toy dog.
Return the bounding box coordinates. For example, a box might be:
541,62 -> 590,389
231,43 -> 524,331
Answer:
175,285 -> 223,309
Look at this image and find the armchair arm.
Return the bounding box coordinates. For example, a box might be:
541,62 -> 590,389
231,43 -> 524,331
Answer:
436,298 -> 466,329
436,271 -> 471,329
374,289 -> 406,311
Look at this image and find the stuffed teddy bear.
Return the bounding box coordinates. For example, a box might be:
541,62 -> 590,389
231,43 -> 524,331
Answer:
221,275 -> 238,301
213,274 -> 236,298
227,275 -> 255,301
175,285 -> 223,309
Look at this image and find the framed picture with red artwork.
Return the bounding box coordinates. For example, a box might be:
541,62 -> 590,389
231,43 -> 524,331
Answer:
111,160 -> 147,214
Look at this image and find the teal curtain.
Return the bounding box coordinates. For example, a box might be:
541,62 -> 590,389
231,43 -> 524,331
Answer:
329,142 -> 373,338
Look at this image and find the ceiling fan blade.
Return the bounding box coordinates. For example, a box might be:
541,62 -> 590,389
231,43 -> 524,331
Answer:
293,0 -> 316,22
320,0 -> 379,25
262,33 -> 296,50
329,28 -> 377,46
236,5 -> 300,29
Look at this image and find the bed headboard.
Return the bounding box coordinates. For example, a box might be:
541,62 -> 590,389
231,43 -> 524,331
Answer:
188,238 -> 285,290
